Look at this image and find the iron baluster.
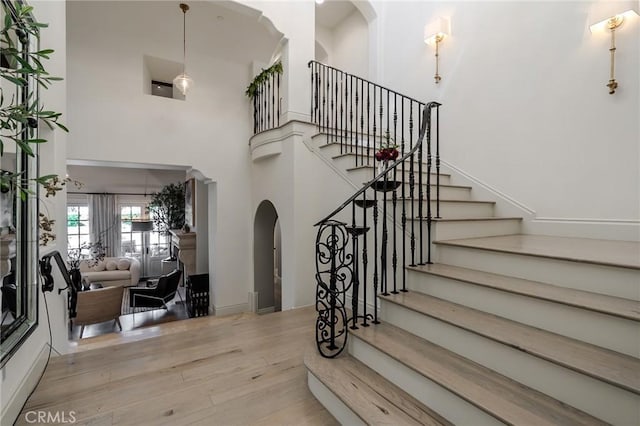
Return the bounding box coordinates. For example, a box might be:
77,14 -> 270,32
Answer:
268,78 -> 271,129
361,190 -> 369,327
418,106 -> 424,265
409,102 -> 416,267
401,97 -> 407,291
372,189 -> 379,324
436,104 -> 441,219
426,107 -> 433,265
381,166 -> 389,296
392,165 -> 398,294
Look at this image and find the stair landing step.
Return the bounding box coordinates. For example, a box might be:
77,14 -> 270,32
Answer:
380,291 -> 640,394
305,351 -> 452,426
351,322 -> 606,426
435,234 -> 640,270
408,263 -> 640,322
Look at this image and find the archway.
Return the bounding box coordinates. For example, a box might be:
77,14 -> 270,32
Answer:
253,200 -> 281,313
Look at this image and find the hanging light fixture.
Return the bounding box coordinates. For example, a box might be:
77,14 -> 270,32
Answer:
173,3 -> 194,95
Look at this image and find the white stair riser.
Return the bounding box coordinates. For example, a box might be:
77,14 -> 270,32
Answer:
347,167 -> 451,186
436,245 -> 640,300
381,301 -> 640,426
393,200 -> 494,219
307,372 -> 366,426
431,219 -> 522,240
395,184 -> 471,200
348,337 -> 501,426
407,272 -> 640,356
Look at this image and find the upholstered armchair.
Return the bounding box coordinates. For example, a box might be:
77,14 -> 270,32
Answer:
128,269 -> 182,311
74,285 -> 124,338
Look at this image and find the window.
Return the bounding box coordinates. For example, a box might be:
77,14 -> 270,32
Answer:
67,205 -> 90,255
121,205 -> 143,257
120,204 -> 170,277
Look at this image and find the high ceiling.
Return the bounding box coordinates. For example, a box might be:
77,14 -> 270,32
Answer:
315,0 -> 358,29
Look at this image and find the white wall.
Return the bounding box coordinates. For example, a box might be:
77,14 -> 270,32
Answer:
314,10 -> 369,77
332,9 -> 369,77
66,1 -> 280,311
249,122 -> 362,310
1,1 -> 70,424
238,0 -> 315,122
377,1 -> 639,237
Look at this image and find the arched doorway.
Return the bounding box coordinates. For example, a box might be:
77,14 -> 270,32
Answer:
253,200 -> 281,313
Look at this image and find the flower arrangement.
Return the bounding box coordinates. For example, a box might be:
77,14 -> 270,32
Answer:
375,131 -> 399,162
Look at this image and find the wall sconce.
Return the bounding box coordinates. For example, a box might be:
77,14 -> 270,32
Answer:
424,18 -> 451,84
590,9 -> 638,94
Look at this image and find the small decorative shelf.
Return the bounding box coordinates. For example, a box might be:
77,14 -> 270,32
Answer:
372,180 -> 401,193
354,199 -> 377,209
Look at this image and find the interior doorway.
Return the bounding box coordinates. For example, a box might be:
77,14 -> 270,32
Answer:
254,200 -> 281,314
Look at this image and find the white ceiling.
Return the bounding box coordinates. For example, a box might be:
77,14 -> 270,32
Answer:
315,0 -> 357,29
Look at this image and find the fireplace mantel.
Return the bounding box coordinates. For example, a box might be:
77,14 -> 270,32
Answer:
169,229 -> 196,278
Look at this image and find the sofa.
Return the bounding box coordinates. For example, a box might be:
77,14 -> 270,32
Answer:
80,257 -> 141,287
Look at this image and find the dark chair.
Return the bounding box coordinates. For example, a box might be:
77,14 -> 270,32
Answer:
129,269 -> 182,312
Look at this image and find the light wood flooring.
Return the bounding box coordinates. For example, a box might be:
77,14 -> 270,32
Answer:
18,307 -> 337,426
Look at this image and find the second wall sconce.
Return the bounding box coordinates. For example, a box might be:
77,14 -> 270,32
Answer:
589,9 -> 638,94
424,17 -> 451,84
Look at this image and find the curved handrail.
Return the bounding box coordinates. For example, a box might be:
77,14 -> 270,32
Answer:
314,101 -> 441,226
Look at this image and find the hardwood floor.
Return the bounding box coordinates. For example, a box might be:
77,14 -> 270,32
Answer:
18,307 -> 337,426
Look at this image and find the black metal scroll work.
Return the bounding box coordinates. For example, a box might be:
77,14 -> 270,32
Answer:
315,220 -> 352,358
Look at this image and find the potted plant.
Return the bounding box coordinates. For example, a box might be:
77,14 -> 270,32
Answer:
148,183 -> 185,234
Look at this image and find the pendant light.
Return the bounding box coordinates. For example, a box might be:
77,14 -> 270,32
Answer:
173,3 -> 194,95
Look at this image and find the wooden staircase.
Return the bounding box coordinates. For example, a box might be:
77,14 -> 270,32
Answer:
306,135 -> 640,425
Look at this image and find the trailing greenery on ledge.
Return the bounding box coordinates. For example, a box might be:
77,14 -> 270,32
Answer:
245,61 -> 283,99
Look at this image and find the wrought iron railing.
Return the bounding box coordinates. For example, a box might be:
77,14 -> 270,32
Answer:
309,61 -> 435,179
250,66 -> 282,134
311,62 -> 441,358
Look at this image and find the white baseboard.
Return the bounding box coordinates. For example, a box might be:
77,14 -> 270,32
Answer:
258,306 -> 275,315
1,343 -> 50,425
213,302 -> 249,316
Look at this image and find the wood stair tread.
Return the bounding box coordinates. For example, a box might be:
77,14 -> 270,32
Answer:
350,322 -> 607,426
408,263 -> 640,322
380,291 -> 640,394
361,182 -> 471,190
394,198 -> 495,205
305,351 -> 452,426
409,217 -> 522,222
435,234 -> 640,270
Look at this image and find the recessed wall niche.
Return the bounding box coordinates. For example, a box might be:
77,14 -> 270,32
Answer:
143,55 -> 186,101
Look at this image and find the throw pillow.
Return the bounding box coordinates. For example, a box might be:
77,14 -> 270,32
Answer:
92,261 -> 106,272
106,260 -> 117,271
117,258 -> 131,270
